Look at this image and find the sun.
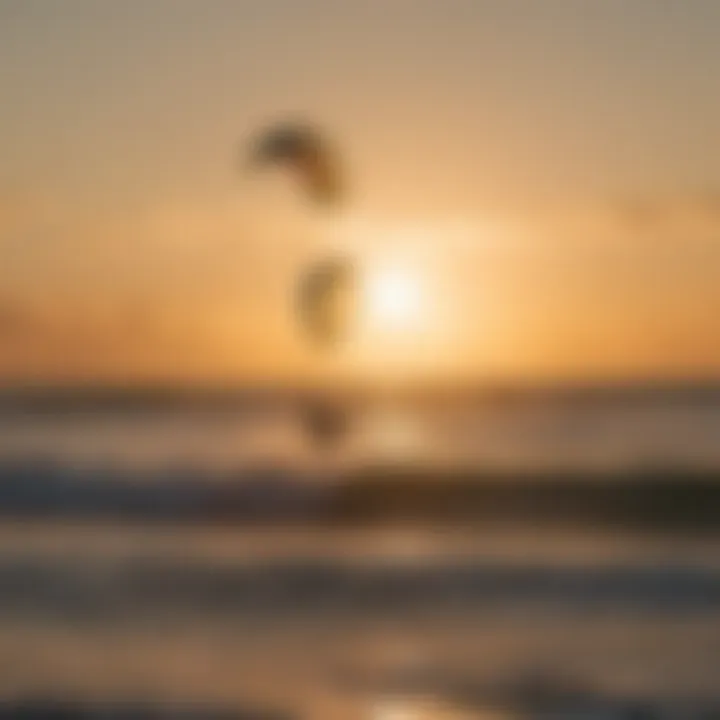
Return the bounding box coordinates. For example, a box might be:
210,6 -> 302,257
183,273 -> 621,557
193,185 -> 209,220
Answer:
349,248 -> 457,381
363,264 -> 424,331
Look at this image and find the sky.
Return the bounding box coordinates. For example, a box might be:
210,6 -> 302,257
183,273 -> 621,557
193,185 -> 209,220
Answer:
0,0 -> 719,385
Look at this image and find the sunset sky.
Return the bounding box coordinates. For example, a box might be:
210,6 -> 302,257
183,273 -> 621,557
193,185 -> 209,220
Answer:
1,0 -> 719,385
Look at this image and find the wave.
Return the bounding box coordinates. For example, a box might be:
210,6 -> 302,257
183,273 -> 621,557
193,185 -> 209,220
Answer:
0,458 -> 718,533
0,555 -> 718,623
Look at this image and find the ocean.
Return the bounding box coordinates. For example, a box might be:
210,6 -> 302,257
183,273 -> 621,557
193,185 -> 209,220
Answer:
0,384 -> 718,718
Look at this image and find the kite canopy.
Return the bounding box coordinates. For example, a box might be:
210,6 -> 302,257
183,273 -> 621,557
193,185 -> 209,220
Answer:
295,255 -> 356,349
246,121 -> 345,206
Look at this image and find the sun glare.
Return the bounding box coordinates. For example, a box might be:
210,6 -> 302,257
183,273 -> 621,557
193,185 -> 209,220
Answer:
364,265 -> 424,331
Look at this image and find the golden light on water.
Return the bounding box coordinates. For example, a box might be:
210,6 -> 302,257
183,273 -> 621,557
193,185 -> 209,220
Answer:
373,700 -> 417,720
371,697 -> 507,720
361,406 -> 425,461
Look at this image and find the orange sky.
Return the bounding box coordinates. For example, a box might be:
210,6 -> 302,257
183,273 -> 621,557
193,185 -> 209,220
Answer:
1,1 -> 719,385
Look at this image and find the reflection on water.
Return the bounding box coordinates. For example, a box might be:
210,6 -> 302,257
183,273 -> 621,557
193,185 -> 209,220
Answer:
370,697 -> 481,719
1,388 -> 720,472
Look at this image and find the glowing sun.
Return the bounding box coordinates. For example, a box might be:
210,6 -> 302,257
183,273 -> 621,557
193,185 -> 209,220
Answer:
363,265 -> 425,331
